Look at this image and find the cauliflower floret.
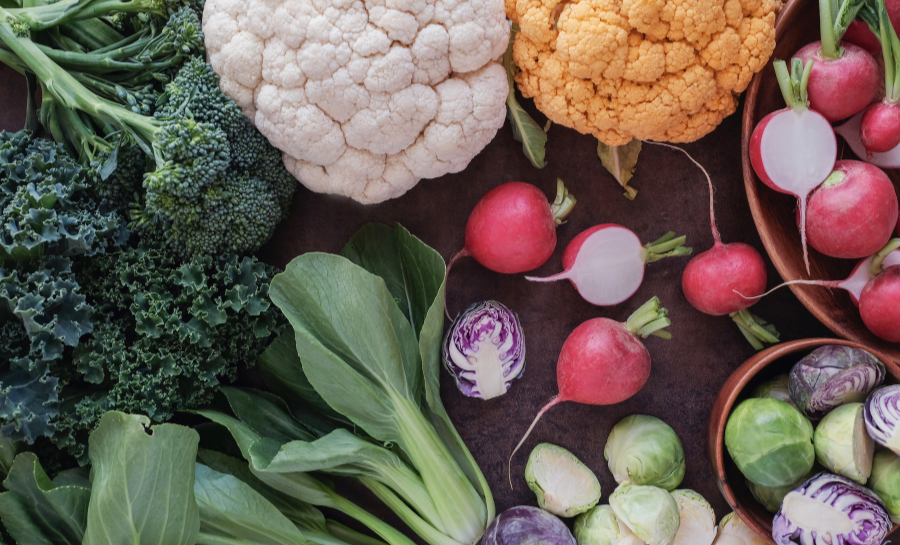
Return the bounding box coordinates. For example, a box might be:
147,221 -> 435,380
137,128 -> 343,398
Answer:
508,0 -> 780,144
204,0 -> 508,203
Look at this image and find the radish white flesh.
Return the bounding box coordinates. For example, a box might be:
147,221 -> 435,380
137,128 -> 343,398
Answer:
750,59 -> 838,274
835,111 -> 900,168
526,227 -> 690,306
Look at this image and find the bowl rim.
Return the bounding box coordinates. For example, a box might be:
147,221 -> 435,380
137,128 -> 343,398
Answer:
708,337 -> 900,543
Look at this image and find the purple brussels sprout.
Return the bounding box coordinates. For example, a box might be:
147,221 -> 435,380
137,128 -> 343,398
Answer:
481,506 -> 576,545
772,472 -> 892,545
788,346 -> 885,420
443,301 -> 525,400
864,385 -> 900,454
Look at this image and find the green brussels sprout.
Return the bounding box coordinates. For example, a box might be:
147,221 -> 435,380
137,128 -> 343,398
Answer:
751,374 -> 796,409
574,505 -> 644,545
724,398 -> 814,487
609,484 -> 680,545
526,443 -> 602,517
813,402 -> 874,484
604,415 -> 685,491
746,471 -> 813,513
712,513 -> 769,545
868,450 -> 900,523
670,490 -> 716,545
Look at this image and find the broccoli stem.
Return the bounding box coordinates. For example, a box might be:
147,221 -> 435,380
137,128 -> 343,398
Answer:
59,18 -> 125,50
0,7 -> 159,151
7,0 -> 167,31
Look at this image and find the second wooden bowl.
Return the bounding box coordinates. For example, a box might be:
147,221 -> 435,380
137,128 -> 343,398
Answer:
741,0 -> 900,366
709,338 -> 900,542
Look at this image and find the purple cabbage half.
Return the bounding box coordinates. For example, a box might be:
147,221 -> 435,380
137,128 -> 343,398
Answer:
788,346 -> 885,420
481,506 -> 576,545
443,300 -> 525,400
772,472 -> 892,545
864,385 -> 900,455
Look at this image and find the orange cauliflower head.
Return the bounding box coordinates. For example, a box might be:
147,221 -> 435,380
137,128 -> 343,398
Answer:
508,0 -> 781,144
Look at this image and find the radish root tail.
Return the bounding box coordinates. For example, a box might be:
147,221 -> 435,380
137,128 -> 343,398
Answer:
524,271 -> 571,283
444,248 -> 469,319
644,141 -> 721,245
508,395 -> 562,489
733,279 -> 840,300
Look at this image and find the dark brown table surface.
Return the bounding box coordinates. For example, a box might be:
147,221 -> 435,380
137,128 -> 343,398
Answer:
0,63 -> 835,527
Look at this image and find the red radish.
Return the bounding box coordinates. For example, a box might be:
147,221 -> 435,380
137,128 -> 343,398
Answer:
857,0 -> 900,154
860,238 -> 900,341
750,58 -> 837,274
524,226 -> 690,306
449,180 -> 576,275
792,0 -> 880,122
842,0 -> 900,55
800,161 -> 899,258
645,143 -> 779,350
507,297 -> 670,482
835,112 -> 900,167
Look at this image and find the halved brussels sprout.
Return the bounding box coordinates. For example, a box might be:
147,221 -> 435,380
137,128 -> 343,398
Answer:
813,403 -> 874,484
604,415 -> 685,491
751,375 -> 796,409
526,443 -> 601,517
724,398 -> 814,487
670,490 -> 716,545
609,484 -> 680,545
574,505 -> 645,545
789,346 -> 885,420
868,449 -> 900,523
711,513 -> 768,545
772,472 -> 891,545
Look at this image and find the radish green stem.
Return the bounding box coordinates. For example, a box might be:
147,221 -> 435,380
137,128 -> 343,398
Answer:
869,238 -> 900,276
642,232 -> 692,262
860,0 -> 900,101
625,297 -> 672,339
730,310 -> 780,350
820,0 -> 839,58
550,179 -> 577,224
819,0 -> 864,58
774,59 -> 814,109
646,142 -> 721,245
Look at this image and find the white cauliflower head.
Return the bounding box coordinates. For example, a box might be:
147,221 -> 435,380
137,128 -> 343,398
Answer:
204,0 -> 510,203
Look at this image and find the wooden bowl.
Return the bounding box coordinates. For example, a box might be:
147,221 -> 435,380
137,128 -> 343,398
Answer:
708,338 -> 900,542
741,0 -> 900,366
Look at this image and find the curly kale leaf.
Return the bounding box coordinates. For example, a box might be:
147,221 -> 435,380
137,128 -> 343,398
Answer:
0,131 -> 129,262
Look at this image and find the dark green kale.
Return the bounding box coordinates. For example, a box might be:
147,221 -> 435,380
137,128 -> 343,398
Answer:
51,247 -> 285,461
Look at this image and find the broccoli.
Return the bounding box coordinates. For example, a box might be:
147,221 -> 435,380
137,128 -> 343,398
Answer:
0,10 -> 297,257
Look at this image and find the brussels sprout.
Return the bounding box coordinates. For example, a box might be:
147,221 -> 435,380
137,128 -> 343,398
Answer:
751,375 -> 796,408
609,484 -> 680,545
482,506 -> 577,545
712,513 -> 769,545
813,403 -> 874,484
788,346 -> 885,420
772,472 -> 892,545
604,415 -> 685,491
868,449 -> 900,523
724,398 -> 814,487
746,472 -> 813,513
670,490 -> 716,545
526,443 -> 602,517
864,385 -> 900,454
574,505 -> 645,545
443,300 -> 526,400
